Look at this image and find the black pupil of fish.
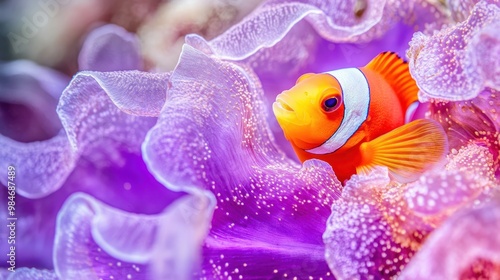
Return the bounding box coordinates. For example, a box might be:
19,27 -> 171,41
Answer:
324,98 -> 338,109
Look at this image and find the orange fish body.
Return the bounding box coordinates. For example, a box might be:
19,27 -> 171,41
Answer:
273,52 -> 448,183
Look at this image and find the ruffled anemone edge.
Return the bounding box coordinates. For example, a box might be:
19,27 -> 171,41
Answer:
53,191 -> 215,279
205,0 -> 448,60
409,0 -> 500,102
0,24 -> 212,278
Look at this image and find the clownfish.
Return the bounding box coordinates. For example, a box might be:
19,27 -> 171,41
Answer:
273,52 -> 448,183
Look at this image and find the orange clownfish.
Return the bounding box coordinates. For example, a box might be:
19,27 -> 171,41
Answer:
273,52 -> 448,183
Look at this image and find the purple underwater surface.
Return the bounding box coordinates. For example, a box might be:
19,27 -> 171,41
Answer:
1,0 -> 500,279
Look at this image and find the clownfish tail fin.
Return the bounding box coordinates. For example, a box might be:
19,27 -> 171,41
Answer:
365,51 -> 419,110
356,119 -> 448,183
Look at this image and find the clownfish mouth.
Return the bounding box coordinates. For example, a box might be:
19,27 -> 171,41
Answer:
273,94 -> 311,126
273,97 -> 311,128
274,97 -> 294,112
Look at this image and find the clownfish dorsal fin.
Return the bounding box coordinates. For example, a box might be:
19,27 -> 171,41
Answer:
365,52 -> 419,110
356,119 -> 448,183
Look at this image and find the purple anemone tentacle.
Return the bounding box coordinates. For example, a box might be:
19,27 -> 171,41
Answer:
54,191 -> 215,279
79,24 -> 144,72
399,199 -> 500,279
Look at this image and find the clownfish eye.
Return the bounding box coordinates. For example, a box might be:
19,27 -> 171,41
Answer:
322,97 -> 340,112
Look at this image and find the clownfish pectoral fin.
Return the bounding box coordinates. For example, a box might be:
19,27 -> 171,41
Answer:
356,119 -> 448,183
365,52 -> 419,110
